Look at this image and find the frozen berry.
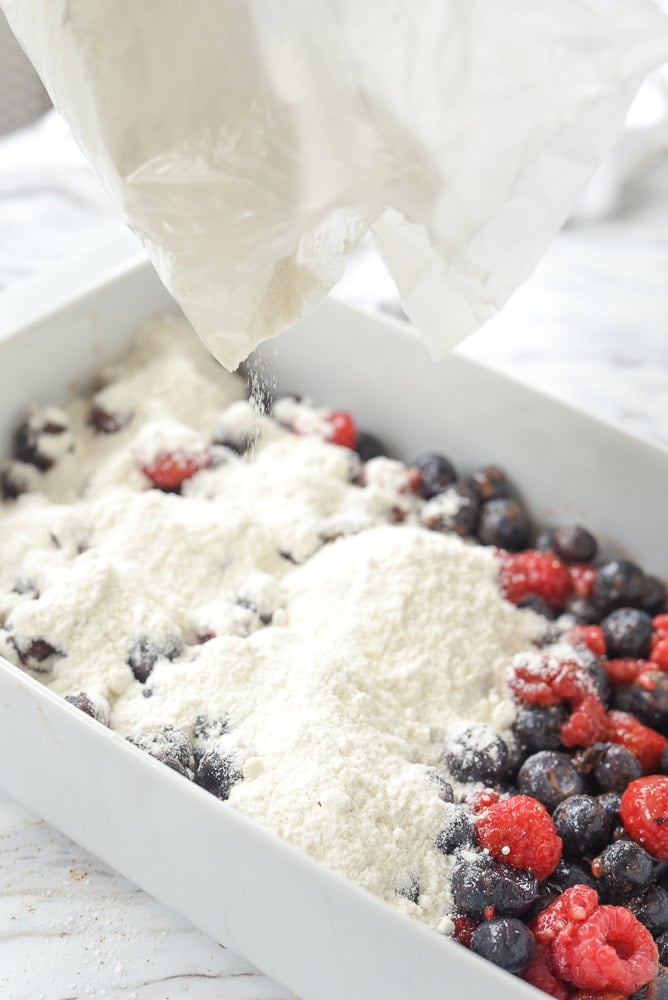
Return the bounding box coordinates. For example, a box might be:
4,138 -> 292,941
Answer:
127,725 -> 195,780
561,695 -> 610,749
608,712 -> 668,774
514,704 -> 569,752
396,877 -> 420,904
14,637 -> 60,672
551,525 -> 598,564
64,692 -> 109,726
501,551 -> 574,610
326,411 -> 357,449
550,860 -> 599,893
411,452 -> 457,499
450,854 -> 539,918
476,794 -> 563,881
140,451 -> 209,491
652,638 -> 668,672
552,795 -> 613,859
594,561 -> 646,611
468,464 -> 510,502
518,595 -> 558,620
355,431 -> 385,462
629,887 -> 668,938
13,406 -> 74,471
594,745 -> 643,793
191,715 -> 229,762
570,626 -> 607,658
194,747 -> 242,800
566,597 -> 605,625
621,777 -> 668,860
570,563 -> 598,599
127,634 -> 183,684
656,931 -> 668,964
522,939 -> 571,999
442,725 -> 509,784
470,916 -> 536,973
428,771 -> 454,802
435,809 -> 477,854
630,966 -> 668,999
420,483 -> 480,537
641,577 -> 668,617
89,401 -> 131,434
603,609 -> 654,660
518,752 -> 586,813
477,498 -> 531,552
592,841 -> 656,901
0,462 -> 33,500
613,673 -> 668,734
598,792 -> 622,826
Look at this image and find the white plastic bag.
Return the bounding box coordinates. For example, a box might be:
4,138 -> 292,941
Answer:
4,0 -> 668,369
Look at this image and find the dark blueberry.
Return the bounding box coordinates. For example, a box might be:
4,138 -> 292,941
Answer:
194,746 -> 242,800
552,524 -> 598,564
517,751 -> 585,813
355,431 -> 386,463
513,705 -> 568,753
525,882 -> 562,921
467,464 -> 511,502
396,877 -> 420,905
14,638 -> 60,672
596,744 -> 643,792
629,887 -> 668,937
0,462 -> 31,500
594,560 -> 646,610
549,860 -> 598,893
450,854 -> 539,918
630,967 -> 668,1000
442,725 -> 509,784
535,531 -> 556,552
421,483 -> 480,537
598,791 -> 622,825
127,725 -> 195,779
602,607 -> 653,659
578,648 -> 611,705
477,499 -> 531,552
192,715 -> 230,761
127,634 -> 183,684
592,840 -> 655,901
564,596 -> 605,625
613,673 -> 668,735
657,931 -> 668,965
64,692 -> 108,725
517,595 -> 557,621
470,916 -> 535,974
213,430 -> 256,456
13,409 -> 72,471
641,576 -> 668,616
435,809 -> 477,854
89,401 -> 131,434
411,452 -> 457,499
427,771 -> 454,802
552,794 -> 613,858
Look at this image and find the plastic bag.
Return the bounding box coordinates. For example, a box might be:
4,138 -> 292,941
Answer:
3,0 -> 668,370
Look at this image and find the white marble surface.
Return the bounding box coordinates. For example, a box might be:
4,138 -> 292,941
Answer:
1,107 -> 668,1000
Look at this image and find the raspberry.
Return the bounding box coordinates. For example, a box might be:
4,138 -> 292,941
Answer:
452,914 -> 478,947
522,940 -> 570,999
140,451 -> 208,491
509,656 -> 594,707
607,711 -> 668,773
561,696 -> 609,749
476,795 -> 562,881
326,411 -> 357,449
550,904 -> 657,993
570,991 -> 632,999
605,659 -> 645,686
570,564 -> 597,599
651,636 -> 668,671
570,626 -> 607,658
532,886 -> 600,942
500,551 -> 574,609
653,615 -> 668,635
466,788 -> 501,813
621,776 -> 668,860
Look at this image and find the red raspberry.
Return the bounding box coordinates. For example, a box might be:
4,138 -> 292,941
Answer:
570,563 -> 596,599
522,940 -> 570,1000
326,411 -> 357,449
500,551 -> 574,609
569,626 -> 606,658
560,696 -> 609,749
607,711 -> 668,773
452,915 -> 478,948
466,788 -> 500,813
476,795 -> 562,881
653,615 -> 668,634
620,776 -> 668,859
532,886 -> 600,942
550,904 -> 657,993
140,451 -> 209,491
509,656 -> 594,707
604,659 -> 644,686
569,992 -> 627,1000
650,636 -> 668,671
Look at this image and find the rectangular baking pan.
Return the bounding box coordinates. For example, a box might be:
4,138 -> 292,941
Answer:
0,241 -> 666,1000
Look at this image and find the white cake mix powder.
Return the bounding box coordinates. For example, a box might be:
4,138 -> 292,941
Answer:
0,317 -> 545,930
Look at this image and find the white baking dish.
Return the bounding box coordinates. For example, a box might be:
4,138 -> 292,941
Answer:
0,243 -> 666,1000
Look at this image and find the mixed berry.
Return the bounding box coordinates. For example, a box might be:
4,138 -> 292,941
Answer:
1,333 -> 667,1000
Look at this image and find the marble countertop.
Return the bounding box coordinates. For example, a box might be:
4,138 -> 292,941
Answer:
1,109 -> 667,1000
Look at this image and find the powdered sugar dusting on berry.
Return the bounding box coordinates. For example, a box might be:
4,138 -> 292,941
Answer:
0,316 -> 546,933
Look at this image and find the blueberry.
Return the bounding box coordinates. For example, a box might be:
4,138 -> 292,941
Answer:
442,725 -> 509,784
191,715 -> 229,761
564,596 -> 605,625
594,560 -> 646,610
127,725 -> 195,779
641,575 -> 667,616
411,452 -> 457,499
594,744 -> 643,792
435,809 -> 477,854
630,967 -> 668,1000
552,794 -> 613,858
602,608 -> 653,659
629,886 -> 668,937
450,854 -> 539,918
13,407 -> 73,471
552,525 -> 598,564
535,531 -> 556,552
549,860 -> 598,893
127,633 -> 183,684
593,840 -> 655,901
477,499 -> 531,552
0,462 -> 31,500
578,649 -> 611,705
214,429 -> 255,456
517,595 -> 557,621
517,752 -> 585,813
420,483 -> 480,537
89,401 -> 131,434
14,637 -> 60,672
656,930 -> 668,965
525,882 -> 561,921
513,705 -> 568,752
355,431 -> 386,463
467,465 -> 511,502
470,916 -> 535,974
613,673 -> 668,735
396,877 -> 420,904
427,771 -> 454,802
64,691 -> 109,725
598,791 -> 622,825
194,746 -> 242,800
